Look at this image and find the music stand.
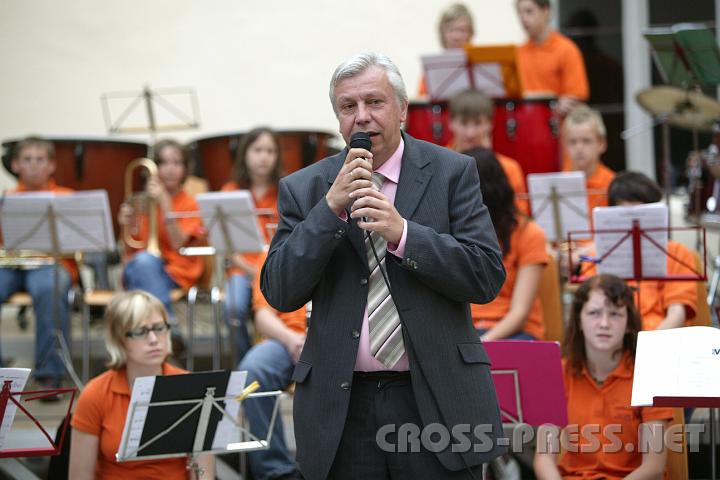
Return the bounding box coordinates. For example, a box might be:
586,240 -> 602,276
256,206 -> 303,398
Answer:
0,371 -> 77,458
0,191 -> 115,388
631,327 -> 720,480
526,172 -> 590,244
116,370 -> 283,478
483,341 -> 567,427
421,44 -> 523,101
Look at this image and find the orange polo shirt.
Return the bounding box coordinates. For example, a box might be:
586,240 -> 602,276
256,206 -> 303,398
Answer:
127,190 -> 204,289
558,353 -> 673,479
518,31 -> 589,100
582,241 -> 697,331
584,162 -> 615,218
8,180 -> 79,282
220,182 -> 279,276
252,251 -> 306,335
472,218 -> 547,339
72,363 -> 188,479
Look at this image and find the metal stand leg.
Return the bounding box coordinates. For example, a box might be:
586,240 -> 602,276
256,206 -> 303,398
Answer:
712,408 -> 718,480
187,287 -> 198,371
81,293 -> 90,384
211,287 -> 222,371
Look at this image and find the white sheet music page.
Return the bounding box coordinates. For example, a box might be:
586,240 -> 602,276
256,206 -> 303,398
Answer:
54,190 -> 115,253
527,172 -> 589,242
117,375 -> 156,460
1,193 -> 54,251
631,327 -> 720,406
211,370 -> 247,450
0,368 -> 31,450
421,49 -> 471,101
593,202 -> 668,279
196,191 -> 264,255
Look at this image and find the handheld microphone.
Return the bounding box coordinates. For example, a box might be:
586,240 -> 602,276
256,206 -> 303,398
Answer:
349,131 -> 372,153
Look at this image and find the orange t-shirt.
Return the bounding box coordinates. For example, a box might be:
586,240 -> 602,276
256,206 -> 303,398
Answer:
558,354 -> 674,480
518,31 -> 589,100
221,182 -> 279,276
472,218 -> 547,339
252,251 -> 306,335
8,180 -> 79,282
128,190 -> 204,289
585,162 -> 615,218
71,363 -> 189,479
582,241 -> 697,331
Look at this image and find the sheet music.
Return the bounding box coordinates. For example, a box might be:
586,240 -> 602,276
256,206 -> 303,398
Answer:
593,202 -> 668,278
196,191 -> 265,254
118,375 -> 156,459
421,50 -> 506,100
1,191 -> 114,253
1,193 -> 54,251
54,190 -> 115,252
631,327 -> 720,406
527,172 -> 590,242
211,370 -> 247,450
0,368 -> 31,450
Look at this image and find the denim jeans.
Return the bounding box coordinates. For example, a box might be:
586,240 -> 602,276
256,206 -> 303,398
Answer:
122,252 -> 179,322
238,339 -> 299,480
224,273 -> 252,363
0,265 -> 71,379
476,328 -> 537,341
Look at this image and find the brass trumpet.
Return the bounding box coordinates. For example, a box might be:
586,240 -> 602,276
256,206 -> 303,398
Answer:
123,157 -> 161,257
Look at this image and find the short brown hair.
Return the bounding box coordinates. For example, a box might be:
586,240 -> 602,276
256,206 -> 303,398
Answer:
233,127 -> 283,189
13,136 -> 55,160
608,171 -> 662,206
517,0 -> 550,8
449,89 -> 494,121
104,290 -> 171,369
563,105 -> 607,139
438,3 -> 474,48
563,274 -> 640,376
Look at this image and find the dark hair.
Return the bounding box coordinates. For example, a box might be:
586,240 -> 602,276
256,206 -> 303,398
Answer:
232,127 -> 283,189
449,89 -> 494,122
517,0 -> 550,8
563,274 -> 641,376
463,147 -> 517,255
14,136 -> 55,160
608,171 -> 662,206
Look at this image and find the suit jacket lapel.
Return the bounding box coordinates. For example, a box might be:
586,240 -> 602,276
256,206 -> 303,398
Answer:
326,151 -> 367,262
395,134 -> 432,220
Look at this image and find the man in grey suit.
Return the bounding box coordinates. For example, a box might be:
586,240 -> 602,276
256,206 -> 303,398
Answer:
261,51 -> 507,480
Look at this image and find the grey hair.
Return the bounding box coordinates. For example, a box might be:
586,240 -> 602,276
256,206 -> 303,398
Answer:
329,51 -> 408,117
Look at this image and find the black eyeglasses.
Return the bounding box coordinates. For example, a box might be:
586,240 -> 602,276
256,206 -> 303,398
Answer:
125,322 -> 171,339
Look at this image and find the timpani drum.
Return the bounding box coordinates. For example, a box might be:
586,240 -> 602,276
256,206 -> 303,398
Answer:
1,137 -> 149,235
188,130 -> 337,191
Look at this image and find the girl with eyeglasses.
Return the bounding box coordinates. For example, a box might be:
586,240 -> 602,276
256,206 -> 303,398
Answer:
69,290 -> 214,479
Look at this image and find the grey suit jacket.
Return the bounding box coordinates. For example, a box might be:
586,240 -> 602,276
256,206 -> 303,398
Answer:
261,133 -> 507,480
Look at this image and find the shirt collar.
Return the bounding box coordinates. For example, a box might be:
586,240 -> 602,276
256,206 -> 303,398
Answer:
15,178 -> 57,192
581,351 -> 634,388
110,362 -> 174,396
374,137 -> 404,184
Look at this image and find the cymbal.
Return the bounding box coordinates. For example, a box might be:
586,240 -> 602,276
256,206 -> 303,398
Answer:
636,86 -> 720,132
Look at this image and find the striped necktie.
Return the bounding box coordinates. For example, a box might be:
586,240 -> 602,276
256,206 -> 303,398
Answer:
366,172 -> 405,368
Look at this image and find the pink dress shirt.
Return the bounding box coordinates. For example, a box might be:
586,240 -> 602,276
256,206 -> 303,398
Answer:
353,138 -> 409,371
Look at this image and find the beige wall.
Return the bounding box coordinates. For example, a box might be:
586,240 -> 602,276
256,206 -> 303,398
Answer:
0,0 -> 525,189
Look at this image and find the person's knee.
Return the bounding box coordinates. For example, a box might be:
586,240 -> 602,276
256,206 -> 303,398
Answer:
124,252 -> 163,282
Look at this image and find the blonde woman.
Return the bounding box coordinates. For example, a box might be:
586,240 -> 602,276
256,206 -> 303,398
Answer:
69,290 -> 214,479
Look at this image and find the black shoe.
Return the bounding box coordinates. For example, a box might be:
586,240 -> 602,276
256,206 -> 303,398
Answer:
37,377 -> 62,403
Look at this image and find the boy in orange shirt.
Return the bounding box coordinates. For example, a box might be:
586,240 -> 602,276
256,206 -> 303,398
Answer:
449,88 -> 529,215
237,251 -> 306,480
516,0 -> 589,114
119,139 -> 204,340
563,105 -> 615,217
534,274 -> 672,479
0,136 -> 75,388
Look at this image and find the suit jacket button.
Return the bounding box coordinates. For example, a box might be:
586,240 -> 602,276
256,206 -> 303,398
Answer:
352,330 -> 360,339
360,278 -> 368,285
340,381 -> 351,390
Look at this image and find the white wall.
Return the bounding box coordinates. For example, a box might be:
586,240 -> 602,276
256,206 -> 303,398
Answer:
0,0 -> 524,188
